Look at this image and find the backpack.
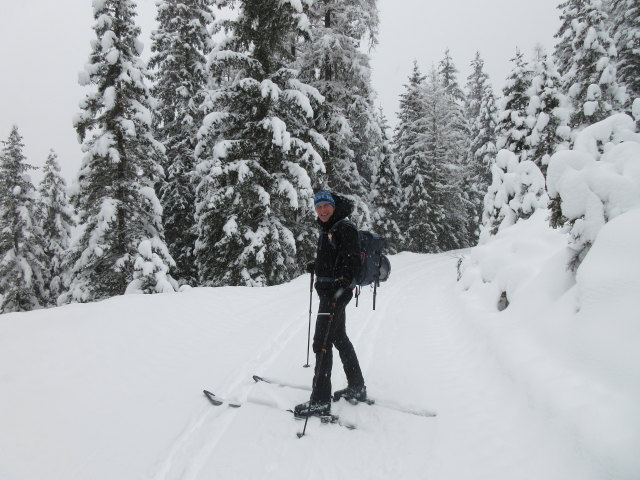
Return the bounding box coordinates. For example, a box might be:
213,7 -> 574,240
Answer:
328,219 -> 391,309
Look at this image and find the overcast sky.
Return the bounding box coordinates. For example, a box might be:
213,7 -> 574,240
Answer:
0,0 -> 560,184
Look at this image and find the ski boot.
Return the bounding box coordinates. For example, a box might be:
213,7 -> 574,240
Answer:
333,385 -> 367,403
293,400 -> 331,418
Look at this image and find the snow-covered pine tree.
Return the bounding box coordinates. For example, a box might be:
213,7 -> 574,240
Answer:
297,0 -> 382,226
37,150 -> 75,304
525,46 -> 571,177
370,107 -> 402,253
555,0 -> 626,130
496,49 -> 533,160
554,0 -> 581,84
194,0 -> 326,286
480,149 -> 548,243
394,62 -> 428,249
438,49 -> 474,244
396,65 -> 469,253
424,66 -> 469,251
64,0 -> 175,304
149,0 -> 215,286
464,53 -> 497,241
438,48 -> 465,103
0,126 -> 48,313
609,0 -> 639,107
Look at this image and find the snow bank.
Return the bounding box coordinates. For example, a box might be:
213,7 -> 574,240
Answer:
457,204 -> 640,479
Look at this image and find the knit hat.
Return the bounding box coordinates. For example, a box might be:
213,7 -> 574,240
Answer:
314,189 -> 335,207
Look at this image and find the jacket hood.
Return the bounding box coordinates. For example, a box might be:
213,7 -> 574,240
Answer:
317,192 -> 354,230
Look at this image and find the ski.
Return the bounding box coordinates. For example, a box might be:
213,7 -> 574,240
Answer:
252,375 -> 437,418
202,390 -> 356,431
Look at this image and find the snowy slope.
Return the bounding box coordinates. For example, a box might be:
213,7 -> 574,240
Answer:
1,215 -> 639,479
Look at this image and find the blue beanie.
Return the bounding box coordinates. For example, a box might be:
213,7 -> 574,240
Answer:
314,190 -> 335,207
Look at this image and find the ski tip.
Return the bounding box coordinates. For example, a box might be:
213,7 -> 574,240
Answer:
252,375 -> 263,383
203,390 -> 223,406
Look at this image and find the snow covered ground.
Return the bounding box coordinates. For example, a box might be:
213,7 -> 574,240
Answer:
1,210 -> 639,480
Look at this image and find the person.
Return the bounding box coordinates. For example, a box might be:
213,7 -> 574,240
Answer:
294,189 -> 367,417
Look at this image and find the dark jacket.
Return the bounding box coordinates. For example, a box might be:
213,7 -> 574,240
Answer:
313,193 -> 360,298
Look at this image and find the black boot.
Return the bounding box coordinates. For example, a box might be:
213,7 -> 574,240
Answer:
293,400 -> 331,417
333,385 -> 367,402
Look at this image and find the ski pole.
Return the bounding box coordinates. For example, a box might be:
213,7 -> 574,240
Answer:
297,298 -> 337,439
303,271 -> 314,368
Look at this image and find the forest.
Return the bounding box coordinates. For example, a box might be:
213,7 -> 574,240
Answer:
0,0 -> 638,313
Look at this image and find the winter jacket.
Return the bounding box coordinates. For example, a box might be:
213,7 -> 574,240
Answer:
313,193 -> 361,298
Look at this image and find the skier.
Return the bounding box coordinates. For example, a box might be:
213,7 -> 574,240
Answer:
294,190 -> 367,417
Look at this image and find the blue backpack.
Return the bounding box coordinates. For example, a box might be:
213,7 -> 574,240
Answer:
329,219 -> 391,309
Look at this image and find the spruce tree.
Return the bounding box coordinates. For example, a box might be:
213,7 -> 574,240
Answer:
465,52 -> 496,183
525,47 -> 570,176
65,0 -> 175,303
423,66 -> 469,251
396,65 -> 468,252
609,0 -> 640,106
149,0 -> 215,286
439,49 -> 474,244
298,0 -> 381,226
0,127 -> 48,312
480,150 -> 547,243
438,48 -> 465,103
555,0 -> 625,130
394,62 -> 428,249
496,49 -> 533,160
194,0 -> 327,286
464,53 -> 497,241
554,0 -> 582,82
370,108 -> 402,253
38,150 -> 75,304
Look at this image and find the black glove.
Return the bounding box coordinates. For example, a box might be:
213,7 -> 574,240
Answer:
332,277 -> 351,299
306,261 -> 315,274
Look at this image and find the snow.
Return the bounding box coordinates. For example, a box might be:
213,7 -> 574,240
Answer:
633,98 -> 640,121
547,113 -> 640,251
1,207 -> 639,479
262,117 -> 291,151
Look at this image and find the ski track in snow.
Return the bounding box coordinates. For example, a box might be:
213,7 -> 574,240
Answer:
153,252 -> 595,480
1,252 -> 620,480
150,292 -> 309,480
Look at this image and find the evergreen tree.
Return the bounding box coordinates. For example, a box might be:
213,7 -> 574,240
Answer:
149,0 -> 215,286
609,0 -> 640,106
525,46 -> 571,176
464,53 -> 497,241
394,62 -> 427,249
38,150 -> 75,304
496,49 -> 533,160
194,0 -> 327,286
370,108 -> 402,253
438,49 -> 474,244
0,127 -> 47,312
64,0 -> 175,304
298,0 -> 381,226
423,67 -> 469,251
555,0 -> 626,130
554,0 -> 582,81
396,66 -> 468,252
438,48 -> 465,103
480,150 -> 548,243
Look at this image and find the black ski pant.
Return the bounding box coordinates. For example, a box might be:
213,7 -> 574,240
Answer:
311,293 -> 365,404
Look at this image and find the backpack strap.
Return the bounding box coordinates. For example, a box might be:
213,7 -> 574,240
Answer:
326,218 -> 356,248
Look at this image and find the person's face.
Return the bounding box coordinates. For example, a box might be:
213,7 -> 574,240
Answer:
315,202 -> 335,223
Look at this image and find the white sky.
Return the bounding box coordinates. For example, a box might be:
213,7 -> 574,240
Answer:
0,0 -> 560,184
